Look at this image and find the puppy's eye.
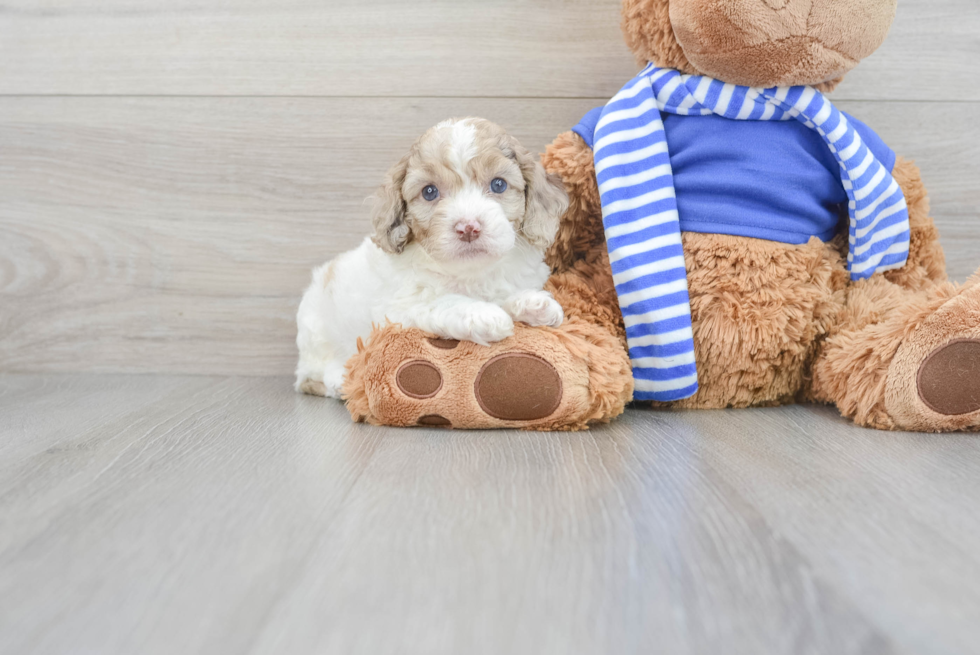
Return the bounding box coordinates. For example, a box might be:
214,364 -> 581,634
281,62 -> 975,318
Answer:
421,185 -> 439,201
490,178 -> 508,194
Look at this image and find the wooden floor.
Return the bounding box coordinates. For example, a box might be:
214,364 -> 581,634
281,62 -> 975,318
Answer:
2,374 -> 980,655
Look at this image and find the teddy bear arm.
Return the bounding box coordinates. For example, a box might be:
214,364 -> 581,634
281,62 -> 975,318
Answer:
879,156 -> 948,290
541,131 -> 604,274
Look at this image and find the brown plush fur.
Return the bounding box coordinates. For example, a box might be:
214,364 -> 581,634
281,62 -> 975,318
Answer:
541,131 -> 606,273
622,0 -> 698,74
667,0 -> 896,87
883,157 -> 947,290
885,276 -> 980,431
336,0 -> 979,433
623,0 -> 895,90
658,233 -> 845,410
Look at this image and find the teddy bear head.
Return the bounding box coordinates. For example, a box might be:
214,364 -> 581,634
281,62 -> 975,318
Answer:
621,0 -> 896,89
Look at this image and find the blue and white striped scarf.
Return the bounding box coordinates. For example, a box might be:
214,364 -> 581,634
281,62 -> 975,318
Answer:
595,65 -> 910,402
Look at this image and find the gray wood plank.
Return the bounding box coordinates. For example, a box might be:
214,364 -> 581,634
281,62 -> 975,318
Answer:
652,406 -> 980,655
0,96 -> 600,376
0,374 -> 204,465
833,0 -> 980,101
249,411 -> 889,655
0,0 -> 975,101
4,374 -> 980,654
840,101 -> 980,280
2,97 -> 978,376
0,374 -> 385,655
0,0 -> 637,99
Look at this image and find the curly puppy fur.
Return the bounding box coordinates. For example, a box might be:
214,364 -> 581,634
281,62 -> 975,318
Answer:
297,118 -> 570,397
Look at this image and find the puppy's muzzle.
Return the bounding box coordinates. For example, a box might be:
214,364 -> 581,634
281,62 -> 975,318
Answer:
455,220 -> 482,243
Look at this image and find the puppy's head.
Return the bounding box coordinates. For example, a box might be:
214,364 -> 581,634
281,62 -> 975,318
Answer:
370,118 -> 568,270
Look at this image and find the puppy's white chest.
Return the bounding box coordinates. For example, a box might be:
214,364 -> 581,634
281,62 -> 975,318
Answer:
440,274 -> 516,303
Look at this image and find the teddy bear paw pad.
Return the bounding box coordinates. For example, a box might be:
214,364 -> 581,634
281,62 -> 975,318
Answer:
395,361 -> 443,399
917,339 -> 980,416
474,353 -> 562,421
417,414 -> 453,427
427,338 -> 460,349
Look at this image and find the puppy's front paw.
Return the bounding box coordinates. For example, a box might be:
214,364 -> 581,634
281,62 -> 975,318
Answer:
447,303 -> 514,346
505,290 -> 565,328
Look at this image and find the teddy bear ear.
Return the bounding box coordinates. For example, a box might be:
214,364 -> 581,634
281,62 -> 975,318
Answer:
621,0 -> 698,72
370,152 -> 413,254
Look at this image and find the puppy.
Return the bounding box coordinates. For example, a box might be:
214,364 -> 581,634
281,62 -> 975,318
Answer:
295,117 -> 570,398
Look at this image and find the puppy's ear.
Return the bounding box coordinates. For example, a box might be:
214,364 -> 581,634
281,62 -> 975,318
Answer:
370,152 -> 413,254
513,142 -> 569,250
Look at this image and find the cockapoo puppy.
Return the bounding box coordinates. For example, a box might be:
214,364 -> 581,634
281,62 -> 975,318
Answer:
295,117 -> 570,398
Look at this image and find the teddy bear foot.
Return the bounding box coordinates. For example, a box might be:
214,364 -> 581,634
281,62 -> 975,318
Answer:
885,279 -> 980,432
916,339 -> 980,417
342,323 -> 615,430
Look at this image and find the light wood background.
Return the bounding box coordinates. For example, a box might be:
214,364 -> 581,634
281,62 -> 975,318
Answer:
1,0 -> 979,377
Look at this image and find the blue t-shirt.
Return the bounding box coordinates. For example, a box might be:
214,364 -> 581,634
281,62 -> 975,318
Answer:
573,106 -> 896,244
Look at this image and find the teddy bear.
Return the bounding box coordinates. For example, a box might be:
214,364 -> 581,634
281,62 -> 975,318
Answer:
336,0 -> 980,433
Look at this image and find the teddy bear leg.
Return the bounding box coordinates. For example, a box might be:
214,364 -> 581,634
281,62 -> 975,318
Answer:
809,272 -> 980,431
342,317 -> 632,431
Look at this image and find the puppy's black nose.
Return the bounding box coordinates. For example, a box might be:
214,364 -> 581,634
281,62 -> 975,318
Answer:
455,221 -> 481,243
